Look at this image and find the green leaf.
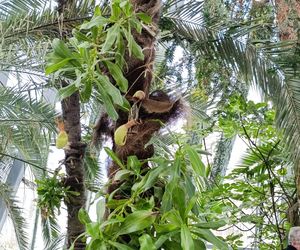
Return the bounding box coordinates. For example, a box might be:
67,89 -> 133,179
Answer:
96,199 -> 106,223
194,220 -> 227,230
120,0 -> 132,17
132,166 -> 165,193
87,239 -> 104,250
58,84 -> 78,100
45,58 -> 71,74
139,234 -> 156,250
104,61 -> 128,92
102,24 -> 120,52
122,27 -> 144,60
192,228 -> 229,250
73,30 -> 90,42
194,239 -> 206,250
136,13 -> 152,24
78,208 -> 91,225
108,241 -> 134,250
181,224 -> 195,250
86,222 -> 101,239
173,186 -> 186,220
80,16 -> 108,29
104,147 -> 125,169
127,155 -> 141,173
80,80 -> 92,102
97,75 -> 124,106
162,209 -> 182,228
155,223 -> 179,234
185,145 -> 205,177
130,35 -> 144,60
117,210 -> 156,236
52,38 -> 73,58
113,169 -> 133,181
154,231 -> 179,248
97,82 -> 118,120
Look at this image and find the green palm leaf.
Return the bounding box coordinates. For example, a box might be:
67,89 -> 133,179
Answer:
0,86 -> 57,177
162,1 -> 300,166
0,181 -> 29,250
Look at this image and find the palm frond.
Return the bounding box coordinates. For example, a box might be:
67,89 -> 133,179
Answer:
41,215 -> 60,247
0,182 -> 29,250
162,2 -> 300,166
0,86 -> 57,177
43,233 -> 65,250
0,0 -> 48,19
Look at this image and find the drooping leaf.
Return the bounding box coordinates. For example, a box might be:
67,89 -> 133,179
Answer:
116,210 -> 156,236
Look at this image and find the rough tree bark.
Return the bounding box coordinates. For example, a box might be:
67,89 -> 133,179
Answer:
61,89 -> 86,249
103,0 -> 183,199
91,0 -> 184,210
56,0 -> 87,249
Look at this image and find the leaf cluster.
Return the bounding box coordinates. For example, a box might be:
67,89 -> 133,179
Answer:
46,0 -> 152,120
36,174 -> 79,218
74,146 -> 229,250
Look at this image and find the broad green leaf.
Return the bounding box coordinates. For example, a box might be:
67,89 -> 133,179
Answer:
102,24 -> 120,52
154,231 -> 179,248
106,199 -> 127,209
162,209 -> 182,228
81,16 -> 108,29
96,199 -> 106,223
194,220 -> 227,230
104,61 -> 128,92
173,186 -> 186,220
192,228 -> 229,250
108,241 -> 134,250
127,155 -> 141,173
111,2 -> 121,20
58,84 -> 78,100
132,166 -> 165,193
120,0 -> 132,17
181,224 -> 195,250
154,223 -> 179,234
139,234 -> 156,250
130,34 -> 144,60
129,17 -> 142,34
184,195 -> 197,218
87,239 -> 105,250
104,147 -> 125,169
122,27 -> 144,60
194,239 -> 206,250
116,33 -> 126,69
45,58 -> 71,74
136,13 -> 152,24
78,208 -> 91,225
117,210 -> 156,236
73,30 -> 90,42
113,169 -> 133,181
86,222 -> 101,239
97,75 -> 124,106
80,80 -> 92,102
52,38 -> 73,58
97,82 -> 118,120
185,145 -> 205,177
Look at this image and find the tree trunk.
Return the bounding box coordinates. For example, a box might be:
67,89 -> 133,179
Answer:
275,0 -> 300,41
55,0 -> 86,248
61,90 -> 86,249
